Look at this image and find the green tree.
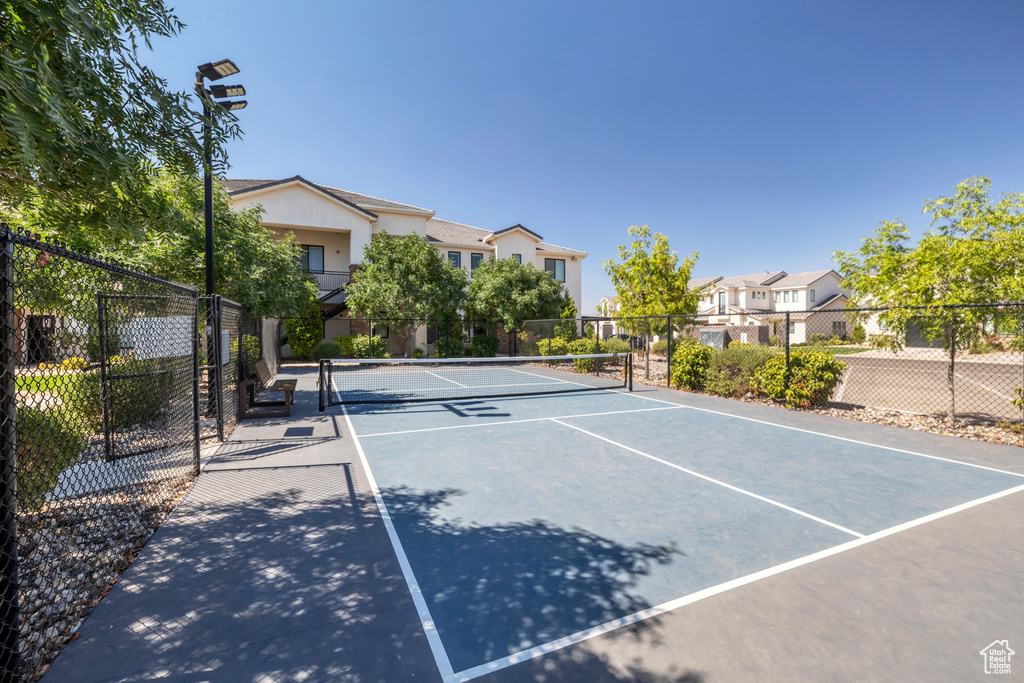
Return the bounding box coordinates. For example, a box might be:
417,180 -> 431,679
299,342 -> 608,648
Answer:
346,232 -> 468,354
0,0 -> 239,237
833,177 -> 1024,425
604,225 -> 700,379
5,168 -> 317,318
466,256 -> 568,332
554,295 -> 579,342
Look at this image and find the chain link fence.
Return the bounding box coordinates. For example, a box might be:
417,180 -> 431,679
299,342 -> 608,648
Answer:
0,226 -> 283,680
524,304 -> 1024,445
297,315 -> 508,359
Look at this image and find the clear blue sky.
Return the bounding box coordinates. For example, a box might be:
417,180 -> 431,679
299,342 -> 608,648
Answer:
146,0 -> 1024,313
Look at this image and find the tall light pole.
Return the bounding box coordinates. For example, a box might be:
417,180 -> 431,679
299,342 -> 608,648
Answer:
195,59 -> 247,297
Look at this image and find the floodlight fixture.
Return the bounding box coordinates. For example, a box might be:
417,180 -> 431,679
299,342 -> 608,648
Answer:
196,59 -> 240,81
216,99 -> 248,112
208,84 -> 246,99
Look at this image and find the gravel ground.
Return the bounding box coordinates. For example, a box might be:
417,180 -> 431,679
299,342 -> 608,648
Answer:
17,477 -> 194,681
626,354 -> 1023,448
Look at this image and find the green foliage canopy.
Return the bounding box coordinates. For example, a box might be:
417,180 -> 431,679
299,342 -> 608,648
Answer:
466,256 -> 567,331
0,0 -> 239,237
833,177 -> 1024,423
5,168 -> 318,318
346,232 -> 469,331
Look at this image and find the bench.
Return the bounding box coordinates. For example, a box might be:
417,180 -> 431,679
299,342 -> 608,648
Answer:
239,360 -> 297,419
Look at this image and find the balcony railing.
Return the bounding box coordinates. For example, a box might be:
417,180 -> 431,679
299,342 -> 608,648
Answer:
312,270 -> 351,292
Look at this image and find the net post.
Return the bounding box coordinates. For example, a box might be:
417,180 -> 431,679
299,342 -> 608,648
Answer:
628,353 -> 633,391
784,311 -> 791,395
0,229 -> 20,680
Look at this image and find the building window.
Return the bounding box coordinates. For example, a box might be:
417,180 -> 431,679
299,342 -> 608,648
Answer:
512,253 -> 522,264
783,291 -> 790,303
427,324 -> 438,344
300,245 -> 324,273
544,258 -> 565,282
448,251 -> 461,268
788,322 -> 796,335
792,290 -> 799,303
371,322 -> 389,339
810,289 -> 815,303
774,292 -> 780,303
832,321 -> 847,337
471,253 -> 483,272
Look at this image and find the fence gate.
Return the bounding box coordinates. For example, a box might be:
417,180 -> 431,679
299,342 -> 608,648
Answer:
97,293 -> 200,464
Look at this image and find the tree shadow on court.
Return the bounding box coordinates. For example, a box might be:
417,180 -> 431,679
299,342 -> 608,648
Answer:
380,485 -> 689,674
45,464 -> 704,683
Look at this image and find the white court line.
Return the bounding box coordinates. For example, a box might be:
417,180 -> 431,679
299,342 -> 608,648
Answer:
425,370 -> 468,388
356,404 -> 684,438
617,390 -> 1024,479
549,418 -> 864,538
453,481 -> 1024,682
341,406 -> 458,683
954,371 -> 1017,401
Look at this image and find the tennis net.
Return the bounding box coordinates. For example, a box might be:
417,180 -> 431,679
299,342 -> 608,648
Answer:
318,353 -> 632,407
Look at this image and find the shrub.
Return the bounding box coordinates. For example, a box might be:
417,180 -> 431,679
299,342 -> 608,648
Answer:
603,337 -> 630,354
61,357 -> 88,371
85,325 -> 120,362
108,359 -> 173,429
108,355 -> 131,365
727,341 -> 748,348
352,334 -> 390,359
412,347 -> 425,359
705,345 -> 779,397
651,339 -> 669,356
519,340 -> 540,356
313,340 -> 342,360
334,335 -> 357,358
568,338 -> 606,371
671,342 -> 713,391
433,325 -> 466,358
16,407 -> 88,509
538,338 -> 570,356
285,313 -> 323,359
752,349 -> 846,407
236,334 -> 261,379
808,333 -> 827,345
768,335 -> 779,346
470,334 -> 499,357
850,323 -> 866,344
827,336 -> 845,345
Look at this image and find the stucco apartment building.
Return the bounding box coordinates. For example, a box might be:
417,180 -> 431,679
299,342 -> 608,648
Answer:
597,270 -> 850,344
692,270 -> 850,343
223,176 -> 587,354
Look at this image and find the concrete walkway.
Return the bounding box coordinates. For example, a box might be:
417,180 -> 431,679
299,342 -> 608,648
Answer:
44,367 -> 440,682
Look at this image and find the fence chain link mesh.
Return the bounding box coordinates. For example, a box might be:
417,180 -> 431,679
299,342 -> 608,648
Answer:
530,305 -> 1024,446
0,227 -> 284,680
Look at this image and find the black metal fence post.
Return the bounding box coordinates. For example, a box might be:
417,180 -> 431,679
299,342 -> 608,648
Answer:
192,297 -> 202,477
97,293 -> 113,462
666,315 -> 673,387
0,229 -> 20,680
784,311 -> 791,395
214,296 -> 225,441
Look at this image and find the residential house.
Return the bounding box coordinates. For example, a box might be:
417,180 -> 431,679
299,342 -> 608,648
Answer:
691,270 -> 850,344
223,176 -> 587,355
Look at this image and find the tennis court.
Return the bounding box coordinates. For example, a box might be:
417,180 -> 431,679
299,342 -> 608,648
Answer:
327,356 -> 1024,681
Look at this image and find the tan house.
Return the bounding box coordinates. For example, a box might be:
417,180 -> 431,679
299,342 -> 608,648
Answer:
223,176 -> 587,355
692,269 -> 850,343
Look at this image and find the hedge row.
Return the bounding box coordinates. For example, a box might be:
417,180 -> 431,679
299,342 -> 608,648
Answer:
670,342 -> 846,407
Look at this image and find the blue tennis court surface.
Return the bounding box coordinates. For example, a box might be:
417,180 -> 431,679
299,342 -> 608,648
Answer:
342,388 -> 1024,681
